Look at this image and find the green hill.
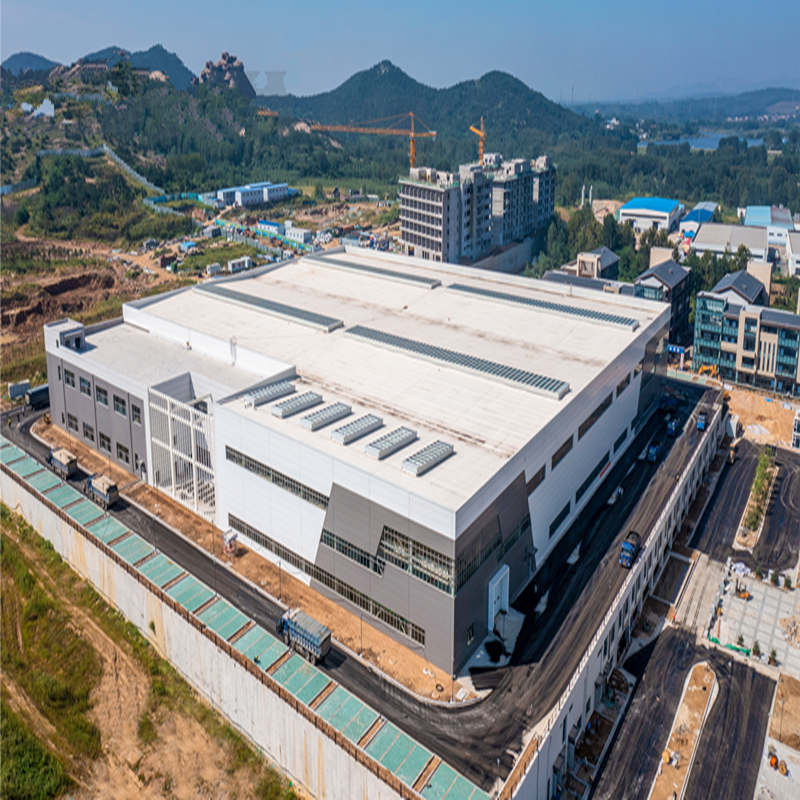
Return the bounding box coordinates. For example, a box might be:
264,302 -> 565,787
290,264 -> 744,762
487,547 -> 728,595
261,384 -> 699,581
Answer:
2,51 -> 60,75
260,60 -> 588,157
79,44 -> 195,90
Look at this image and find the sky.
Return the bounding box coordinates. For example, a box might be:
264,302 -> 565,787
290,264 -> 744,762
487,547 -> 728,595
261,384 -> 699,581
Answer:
3,0 -> 800,103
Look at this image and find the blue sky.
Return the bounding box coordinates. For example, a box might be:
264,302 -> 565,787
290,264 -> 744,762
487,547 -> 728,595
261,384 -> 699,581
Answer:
3,0 -> 799,102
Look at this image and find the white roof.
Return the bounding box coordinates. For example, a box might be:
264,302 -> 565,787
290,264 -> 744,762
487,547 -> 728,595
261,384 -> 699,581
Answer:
693,223 -> 767,253
120,249 -> 666,508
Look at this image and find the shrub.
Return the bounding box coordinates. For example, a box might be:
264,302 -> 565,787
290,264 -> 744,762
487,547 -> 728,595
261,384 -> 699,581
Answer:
752,641 -> 761,658
737,634 -> 744,647
771,571 -> 780,586
785,576 -> 792,590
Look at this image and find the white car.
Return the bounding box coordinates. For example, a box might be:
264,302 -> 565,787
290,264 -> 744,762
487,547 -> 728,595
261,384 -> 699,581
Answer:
607,486 -> 624,506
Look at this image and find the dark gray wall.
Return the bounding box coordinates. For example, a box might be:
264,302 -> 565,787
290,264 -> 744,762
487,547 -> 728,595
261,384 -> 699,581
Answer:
46,351 -> 147,477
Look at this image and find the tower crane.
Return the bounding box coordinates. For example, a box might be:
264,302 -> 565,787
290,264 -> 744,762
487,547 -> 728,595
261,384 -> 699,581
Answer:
309,112 -> 436,168
469,116 -> 486,162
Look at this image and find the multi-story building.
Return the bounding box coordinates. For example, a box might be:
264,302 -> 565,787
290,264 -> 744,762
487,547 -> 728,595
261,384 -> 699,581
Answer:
457,164 -> 493,260
634,259 -> 692,345
44,247 -> 670,673
787,231 -> 800,277
489,158 -> 535,247
693,292 -> 800,395
532,155 -> 555,229
793,409 -> 800,449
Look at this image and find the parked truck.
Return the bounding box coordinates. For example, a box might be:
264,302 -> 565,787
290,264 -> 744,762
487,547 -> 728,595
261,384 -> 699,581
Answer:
647,440 -> 663,463
697,411 -> 707,431
276,608 -> 331,664
667,418 -> 678,437
49,448 -> 77,479
619,531 -> 642,569
87,474 -> 119,509
25,384 -> 49,410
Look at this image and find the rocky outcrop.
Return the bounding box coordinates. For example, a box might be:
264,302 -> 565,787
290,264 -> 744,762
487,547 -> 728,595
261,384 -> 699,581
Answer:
193,52 -> 255,98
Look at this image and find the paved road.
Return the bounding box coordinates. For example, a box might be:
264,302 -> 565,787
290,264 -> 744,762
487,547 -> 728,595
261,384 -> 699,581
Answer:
592,628 -> 774,800
691,442 -> 800,572
1,383 -> 716,789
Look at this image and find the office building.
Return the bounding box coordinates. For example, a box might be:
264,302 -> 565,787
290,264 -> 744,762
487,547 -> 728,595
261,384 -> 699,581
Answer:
619,197 -> 682,233
694,292 -> 800,395
43,248 -> 670,672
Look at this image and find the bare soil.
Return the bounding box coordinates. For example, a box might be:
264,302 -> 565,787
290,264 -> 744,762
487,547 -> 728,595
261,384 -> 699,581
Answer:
728,386 -> 798,448
769,674 -> 800,750
650,661 -> 716,800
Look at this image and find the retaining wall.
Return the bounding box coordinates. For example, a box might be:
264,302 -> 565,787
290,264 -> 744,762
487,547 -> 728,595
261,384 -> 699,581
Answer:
0,468 -> 404,800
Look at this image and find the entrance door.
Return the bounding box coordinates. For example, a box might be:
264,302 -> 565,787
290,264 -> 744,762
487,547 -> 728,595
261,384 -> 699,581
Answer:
488,565 -> 510,634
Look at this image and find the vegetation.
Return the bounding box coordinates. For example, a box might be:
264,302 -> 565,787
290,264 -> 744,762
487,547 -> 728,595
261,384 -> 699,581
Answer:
1,505 -> 297,799
771,275 -> 800,313
178,242 -> 260,273
752,640 -> 761,658
0,698 -> 72,800
744,448 -> 775,532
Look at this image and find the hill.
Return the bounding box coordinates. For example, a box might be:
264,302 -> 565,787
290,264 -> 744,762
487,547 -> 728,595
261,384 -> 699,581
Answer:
259,60 -> 588,156
2,51 -> 60,75
78,44 -> 195,90
576,87 -> 800,123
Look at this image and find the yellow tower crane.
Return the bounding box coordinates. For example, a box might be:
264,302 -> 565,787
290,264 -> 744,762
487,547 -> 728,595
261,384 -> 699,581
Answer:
469,116 -> 486,162
309,112 -> 436,168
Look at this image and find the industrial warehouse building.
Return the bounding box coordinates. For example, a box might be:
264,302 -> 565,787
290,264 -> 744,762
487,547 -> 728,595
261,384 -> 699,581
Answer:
618,197 -> 682,233
44,249 -> 670,672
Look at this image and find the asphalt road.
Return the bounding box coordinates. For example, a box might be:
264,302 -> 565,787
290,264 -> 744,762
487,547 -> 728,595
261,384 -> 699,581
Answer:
691,442 -> 800,572
1,383 -> 717,789
592,628 -> 774,800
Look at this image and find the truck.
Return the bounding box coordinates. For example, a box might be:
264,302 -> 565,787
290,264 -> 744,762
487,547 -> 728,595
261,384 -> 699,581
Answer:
667,418 -> 678,437
87,474 -> 119,509
276,608 -> 331,664
49,448 -> 78,479
647,440 -> 663,463
619,531 -> 642,569
25,384 -> 49,410
697,411 -> 707,431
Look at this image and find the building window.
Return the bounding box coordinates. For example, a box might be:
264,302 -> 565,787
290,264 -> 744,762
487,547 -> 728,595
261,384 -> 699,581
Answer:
549,501 -> 571,538
225,445 -> 328,509
616,373 -> 631,396
79,377 -> 91,396
99,432 -> 111,453
82,422 -> 94,442
113,395 -> 127,416
526,464 -> 546,495
576,452 -> 610,502
96,387 -> 108,406
67,413 -> 78,432
116,443 -> 130,464
466,624 -> 475,646
377,525 -> 455,594
614,429 -> 627,453
552,435 -> 573,470
321,529 -> 384,574
579,393 -> 612,439
131,404 -> 142,425
64,369 -> 75,388
57,366 -> 62,381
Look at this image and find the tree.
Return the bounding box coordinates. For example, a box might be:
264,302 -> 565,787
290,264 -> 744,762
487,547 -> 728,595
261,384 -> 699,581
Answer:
14,205 -> 29,226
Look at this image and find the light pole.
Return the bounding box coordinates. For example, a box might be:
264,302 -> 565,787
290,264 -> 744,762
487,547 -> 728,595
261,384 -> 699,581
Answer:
360,612 -> 363,656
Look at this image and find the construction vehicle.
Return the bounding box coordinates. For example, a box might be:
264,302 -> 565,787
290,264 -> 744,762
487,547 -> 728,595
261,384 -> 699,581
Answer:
647,440 -> 663,463
87,474 -> 119,509
309,112 -> 436,168
734,578 -> 751,601
49,448 -> 77,479
697,364 -> 718,379
697,411 -> 708,431
276,608 -> 331,664
619,531 -> 642,569
469,116 -> 486,162
25,383 -> 49,410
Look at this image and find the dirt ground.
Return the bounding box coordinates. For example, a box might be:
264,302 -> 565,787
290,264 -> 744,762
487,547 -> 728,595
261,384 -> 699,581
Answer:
3,523 -> 299,800
34,420 -> 468,702
769,674 -> 800,750
728,386 -> 798,448
650,661 -> 717,800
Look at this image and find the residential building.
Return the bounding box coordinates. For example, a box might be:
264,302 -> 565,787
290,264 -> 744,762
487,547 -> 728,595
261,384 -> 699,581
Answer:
634,259 -> 692,344
399,167 -> 461,262
43,247 -> 670,673
693,293 -> 800,395
562,247 -> 620,280
709,270 -> 769,306
691,223 -> 768,261
743,205 -> 794,247
532,155 -> 555,229
489,158 -> 534,247
787,231 -> 800,276
457,164 -> 493,260
619,197 -> 682,233
793,410 -> 800,449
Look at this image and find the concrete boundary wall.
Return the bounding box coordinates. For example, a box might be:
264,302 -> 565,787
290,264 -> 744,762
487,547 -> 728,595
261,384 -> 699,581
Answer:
0,466 -> 407,800
502,403 -> 726,799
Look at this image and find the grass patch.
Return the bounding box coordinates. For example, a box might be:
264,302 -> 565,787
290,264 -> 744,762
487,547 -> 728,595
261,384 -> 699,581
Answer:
178,242 -> 260,273
0,534 -> 102,759
0,698 -> 72,800
744,447 -> 775,531
1,506 -> 296,797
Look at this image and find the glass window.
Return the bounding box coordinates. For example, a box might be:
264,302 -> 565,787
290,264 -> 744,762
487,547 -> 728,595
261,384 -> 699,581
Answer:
96,386 -> 108,406
99,432 -> 111,452
64,369 -> 75,388
67,413 -> 78,431
466,624 -> 475,646
79,377 -> 91,396
116,443 -> 130,464
82,422 -> 94,442
113,395 -> 126,416
526,464 -> 546,495
616,373 -> 631,396
579,394 -> 612,439
131,404 -> 142,425
549,501 -> 571,538
552,435 -> 573,470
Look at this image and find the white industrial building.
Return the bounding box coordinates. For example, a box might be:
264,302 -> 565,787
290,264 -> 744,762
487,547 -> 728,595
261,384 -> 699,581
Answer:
216,181 -> 289,207
788,231 -> 800,276
44,248 -> 670,673
691,222 -> 769,261
618,197 -> 682,233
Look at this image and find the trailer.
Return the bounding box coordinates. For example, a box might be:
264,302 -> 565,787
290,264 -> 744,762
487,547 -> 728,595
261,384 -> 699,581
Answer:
87,474 -> 119,509
276,608 -> 331,664
619,531 -> 641,569
25,384 -> 49,410
49,448 -> 78,479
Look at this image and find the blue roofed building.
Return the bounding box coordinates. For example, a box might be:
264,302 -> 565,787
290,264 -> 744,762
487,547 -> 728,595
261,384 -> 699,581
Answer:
679,202 -> 718,238
619,197 -> 683,233
743,205 -> 794,246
